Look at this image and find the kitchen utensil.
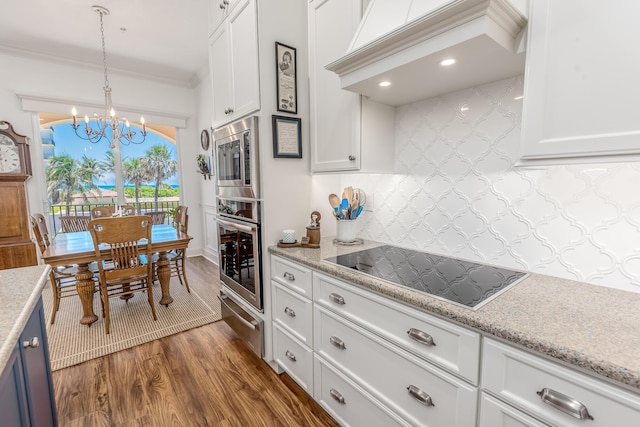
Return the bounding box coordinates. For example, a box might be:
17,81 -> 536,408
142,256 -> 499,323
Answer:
329,193 -> 341,211
354,188 -> 366,206
344,187 -> 354,208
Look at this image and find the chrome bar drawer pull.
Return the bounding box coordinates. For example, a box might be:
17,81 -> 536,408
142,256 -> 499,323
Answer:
285,350 -> 297,362
328,293 -> 345,305
283,272 -> 295,281
537,388 -> 594,420
329,388 -> 346,404
329,336 -> 346,350
407,328 -> 436,346
284,306 -> 296,317
407,385 -> 435,407
23,337 -> 40,349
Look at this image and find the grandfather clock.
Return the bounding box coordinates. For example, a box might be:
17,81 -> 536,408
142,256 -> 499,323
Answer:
0,121 -> 37,270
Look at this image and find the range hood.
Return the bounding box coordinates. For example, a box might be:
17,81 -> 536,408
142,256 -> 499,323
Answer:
326,0 -> 528,106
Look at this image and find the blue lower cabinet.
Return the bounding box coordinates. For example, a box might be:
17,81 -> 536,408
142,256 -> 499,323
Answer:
0,297 -> 57,426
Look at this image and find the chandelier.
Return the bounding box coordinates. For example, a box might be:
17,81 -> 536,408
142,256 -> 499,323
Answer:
71,5 -> 146,147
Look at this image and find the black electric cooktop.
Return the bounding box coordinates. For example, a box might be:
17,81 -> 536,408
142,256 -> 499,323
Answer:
324,245 -> 528,309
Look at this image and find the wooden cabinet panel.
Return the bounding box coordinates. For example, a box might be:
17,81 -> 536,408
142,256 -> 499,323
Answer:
0,182 -> 30,241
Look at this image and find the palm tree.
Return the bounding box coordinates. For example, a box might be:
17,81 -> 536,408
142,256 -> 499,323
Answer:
122,158 -> 149,210
46,154 -> 102,212
140,144 -> 178,209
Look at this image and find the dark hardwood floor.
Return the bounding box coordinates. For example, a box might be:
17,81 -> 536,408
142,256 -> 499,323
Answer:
52,256 -> 339,427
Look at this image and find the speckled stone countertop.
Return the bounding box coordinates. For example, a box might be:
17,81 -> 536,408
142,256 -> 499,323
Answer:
269,238 -> 640,392
0,265 -> 50,373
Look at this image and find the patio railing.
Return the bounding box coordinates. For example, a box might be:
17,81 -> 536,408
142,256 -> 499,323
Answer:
48,200 -> 180,235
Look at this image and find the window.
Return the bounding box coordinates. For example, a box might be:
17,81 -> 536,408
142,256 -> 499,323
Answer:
39,113 -> 181,230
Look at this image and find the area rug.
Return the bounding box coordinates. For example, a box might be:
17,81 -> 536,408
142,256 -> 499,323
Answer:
42,278 -> 221,371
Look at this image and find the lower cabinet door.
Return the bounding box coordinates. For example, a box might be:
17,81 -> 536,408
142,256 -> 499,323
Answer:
20,298 -> 57,427
314,305 -> 478,427
482,339 -> 640,427
479,393 -> 551,427
314,355 -> 410,427
0,344 -> 30,427
273,324 -> 313,394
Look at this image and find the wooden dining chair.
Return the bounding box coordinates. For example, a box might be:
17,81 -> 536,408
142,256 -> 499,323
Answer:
147,211 -> 166,225
31,213 -> 97,324
91,205 -> 114,218
121,205 -> 136,216
88,215 -> 157,334
154,205 -> 190,292
59,215 -> 91,232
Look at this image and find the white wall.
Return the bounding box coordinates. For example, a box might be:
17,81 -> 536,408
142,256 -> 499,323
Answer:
312,75 -> 640,294
194,63 -> 219,264
0,51 -> 205,253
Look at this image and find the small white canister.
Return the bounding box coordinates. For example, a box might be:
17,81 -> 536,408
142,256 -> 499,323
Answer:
282,229 -> 296,244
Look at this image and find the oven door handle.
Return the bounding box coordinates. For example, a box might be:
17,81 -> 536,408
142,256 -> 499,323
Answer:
218,294 -> 258,331
216,217 -> 256,233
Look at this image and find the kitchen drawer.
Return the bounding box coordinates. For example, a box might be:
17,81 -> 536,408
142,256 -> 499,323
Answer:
479,392 -> 550,427
482,338 -> 640,427
273,324 -> 313,395
272,281 -> 313,346
313,355 -> 410,427
271,256 -> 312,298
314,305 -> 478,427
313,272 -> 481,384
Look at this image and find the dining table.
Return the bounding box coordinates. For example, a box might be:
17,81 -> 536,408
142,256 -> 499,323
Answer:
41,223 -> 192,326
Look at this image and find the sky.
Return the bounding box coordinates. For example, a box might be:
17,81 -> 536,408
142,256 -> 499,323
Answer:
45,122 -> 179,186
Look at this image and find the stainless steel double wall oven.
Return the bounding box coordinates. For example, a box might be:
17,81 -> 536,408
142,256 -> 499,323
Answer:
214,116 -> 264,356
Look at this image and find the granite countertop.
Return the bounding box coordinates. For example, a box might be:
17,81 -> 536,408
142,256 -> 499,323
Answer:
269,238 -> 640,392
0,265 -> 51,373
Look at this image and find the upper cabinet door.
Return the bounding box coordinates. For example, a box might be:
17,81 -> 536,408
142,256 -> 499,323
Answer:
208,0 -> 241,35
209,0 -> 259,128
519,0 -> 640,165
227,0 -> 260,122
209,25 -> 233,126
309,0 -> 362,172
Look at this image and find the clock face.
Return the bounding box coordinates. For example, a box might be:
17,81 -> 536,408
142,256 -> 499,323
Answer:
0,135 -> 21,174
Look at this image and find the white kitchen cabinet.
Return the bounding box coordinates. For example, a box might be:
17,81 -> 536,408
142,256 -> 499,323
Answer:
482,338 -> 640,427
315,305 -> 478,427
308,0 -> 395,173
270,256 -> 314,393
313,271 -> 481,384
208,0 -> 260,128
208,0 -> 240,35
313,355 -> 411,427
479,393 -> 550,427
519,0 -> 640,165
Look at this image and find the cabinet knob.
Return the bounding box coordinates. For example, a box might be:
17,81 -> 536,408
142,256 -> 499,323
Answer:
219,3 -> 225,9
283,272 -> 295,281
348,155 -> 356,161
224,107 -> 234,115
284,306 -> 296,317
23,337 -> 40,349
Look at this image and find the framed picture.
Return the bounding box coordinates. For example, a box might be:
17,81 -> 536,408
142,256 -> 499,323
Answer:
276,42 -> 297,114
272,115 -> 302,158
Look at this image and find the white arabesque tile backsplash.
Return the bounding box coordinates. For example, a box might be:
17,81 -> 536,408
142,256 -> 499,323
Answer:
312,75 -> 640,293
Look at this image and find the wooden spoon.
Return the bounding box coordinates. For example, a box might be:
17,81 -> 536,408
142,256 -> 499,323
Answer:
328,193 -> 341,211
